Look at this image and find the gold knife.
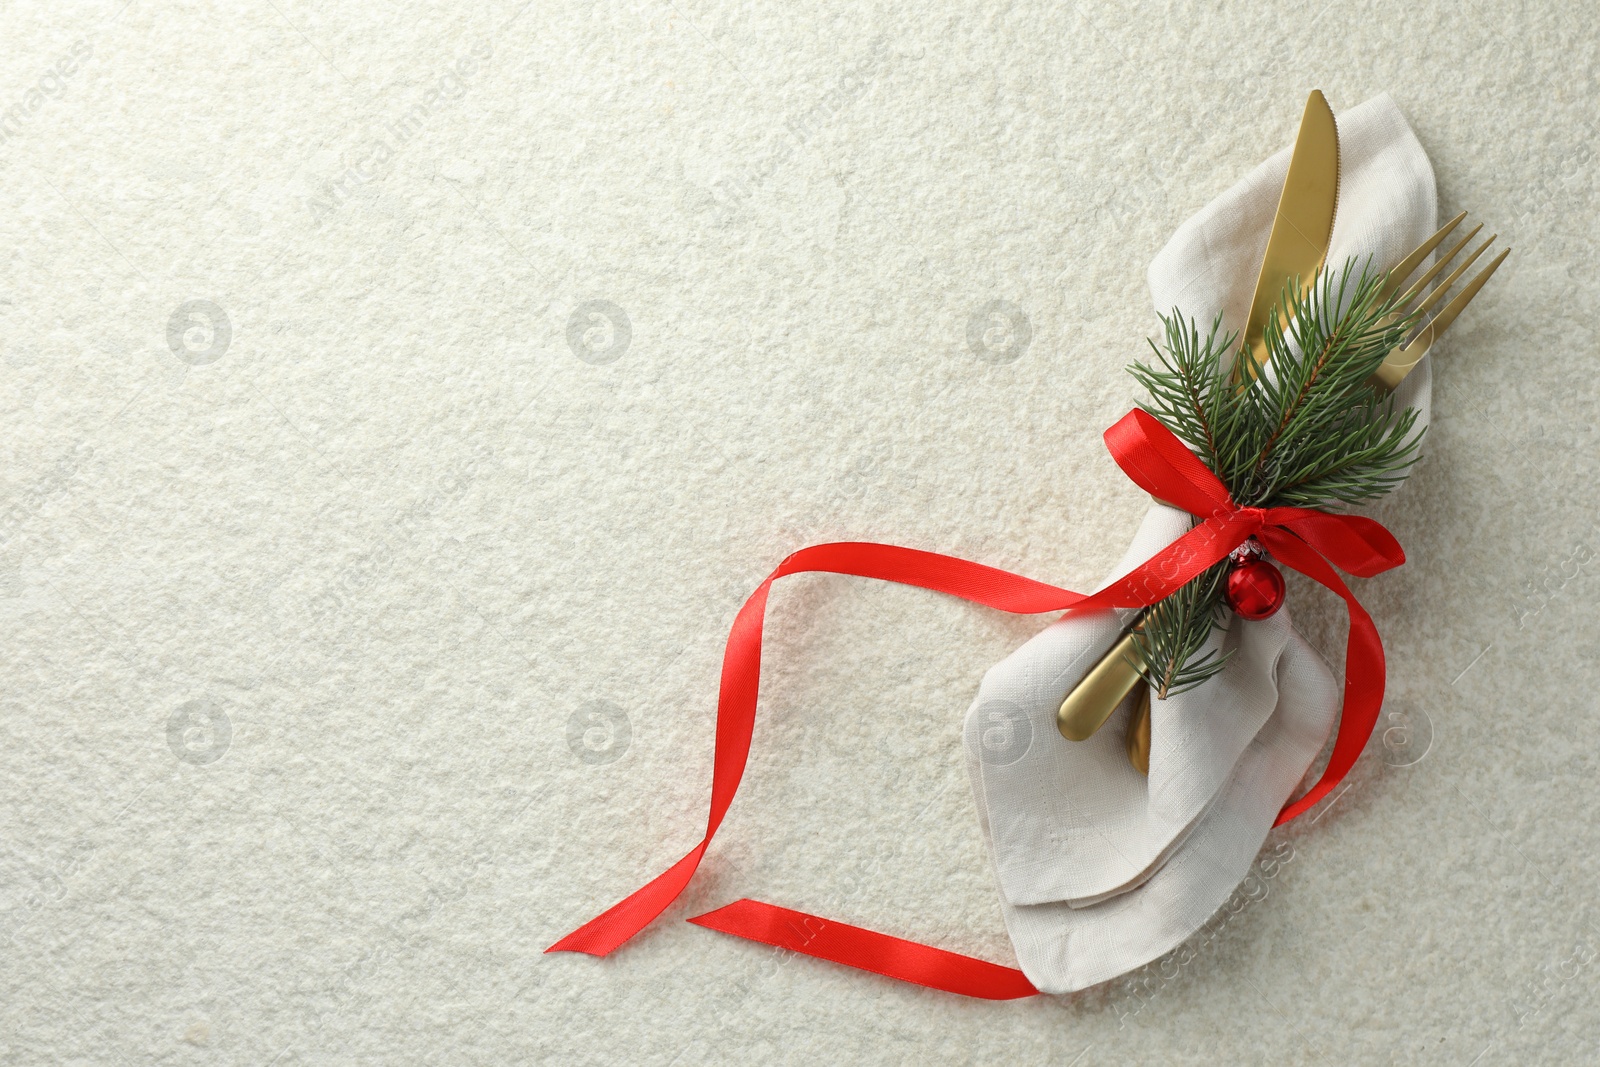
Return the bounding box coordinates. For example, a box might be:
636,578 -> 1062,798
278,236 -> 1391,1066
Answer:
1237,89 -> 1341,380
1056,91 -> 1342,753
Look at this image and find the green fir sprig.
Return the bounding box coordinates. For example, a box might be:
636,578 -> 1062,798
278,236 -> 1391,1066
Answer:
1124,258 -> 1425,698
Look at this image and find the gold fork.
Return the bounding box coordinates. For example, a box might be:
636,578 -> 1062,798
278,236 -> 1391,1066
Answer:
1370,210 -> 1510,391
1101,213 -> 1509,773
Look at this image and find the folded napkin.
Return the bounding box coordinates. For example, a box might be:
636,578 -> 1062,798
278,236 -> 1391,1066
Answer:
963,93 -> 1437,994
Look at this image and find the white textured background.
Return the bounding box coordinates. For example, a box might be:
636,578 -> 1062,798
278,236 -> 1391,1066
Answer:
0,0 -> 1595,1063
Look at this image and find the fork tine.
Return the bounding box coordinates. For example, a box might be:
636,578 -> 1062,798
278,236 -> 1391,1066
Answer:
1405,247 -> 1510,352
1379,210 -> 1468,301
1371,245 -> 1510,392
1407,234 -> 1497,324
1396,223 -> 1483,308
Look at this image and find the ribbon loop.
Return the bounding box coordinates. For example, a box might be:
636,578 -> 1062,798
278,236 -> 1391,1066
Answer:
1104,409 -> 1234,517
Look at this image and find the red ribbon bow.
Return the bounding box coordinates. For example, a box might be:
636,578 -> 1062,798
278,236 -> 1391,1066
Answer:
549,408 -> 1405,998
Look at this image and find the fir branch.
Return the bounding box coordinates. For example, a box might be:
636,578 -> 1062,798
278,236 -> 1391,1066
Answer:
1122,256 -> 1429,692
1128,560 -> 1231,698
1236,260 -> 1425,505
1128,312 -> 1237,477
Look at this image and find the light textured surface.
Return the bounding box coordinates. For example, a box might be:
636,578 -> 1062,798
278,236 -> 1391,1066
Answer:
0,0 -> 1594,1063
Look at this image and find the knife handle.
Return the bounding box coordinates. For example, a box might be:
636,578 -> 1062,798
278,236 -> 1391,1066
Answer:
1125,682 -> 1152,776
1055,613 -> 1148,742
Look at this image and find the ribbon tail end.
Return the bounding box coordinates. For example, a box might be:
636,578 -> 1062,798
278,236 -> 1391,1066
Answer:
545,922 -> 623,957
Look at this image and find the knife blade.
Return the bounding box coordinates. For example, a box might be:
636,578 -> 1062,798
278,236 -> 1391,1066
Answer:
1236,89 -> 1341,380
1056,92 -> 1341,753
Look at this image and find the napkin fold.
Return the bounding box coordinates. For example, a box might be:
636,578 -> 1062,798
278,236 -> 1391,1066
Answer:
964,93 -> 1437,994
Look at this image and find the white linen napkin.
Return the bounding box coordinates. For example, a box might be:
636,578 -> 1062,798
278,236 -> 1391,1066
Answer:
963,93 -> 1437,994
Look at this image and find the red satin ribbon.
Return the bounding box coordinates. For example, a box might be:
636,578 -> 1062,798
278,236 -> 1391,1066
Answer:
549,408 -> 1404,998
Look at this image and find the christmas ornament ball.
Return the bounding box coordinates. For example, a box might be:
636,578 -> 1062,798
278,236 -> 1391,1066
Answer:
1226,557 -> 1286,620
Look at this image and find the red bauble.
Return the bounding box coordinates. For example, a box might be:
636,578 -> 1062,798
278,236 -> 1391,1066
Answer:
1226,557 -> 1286,620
